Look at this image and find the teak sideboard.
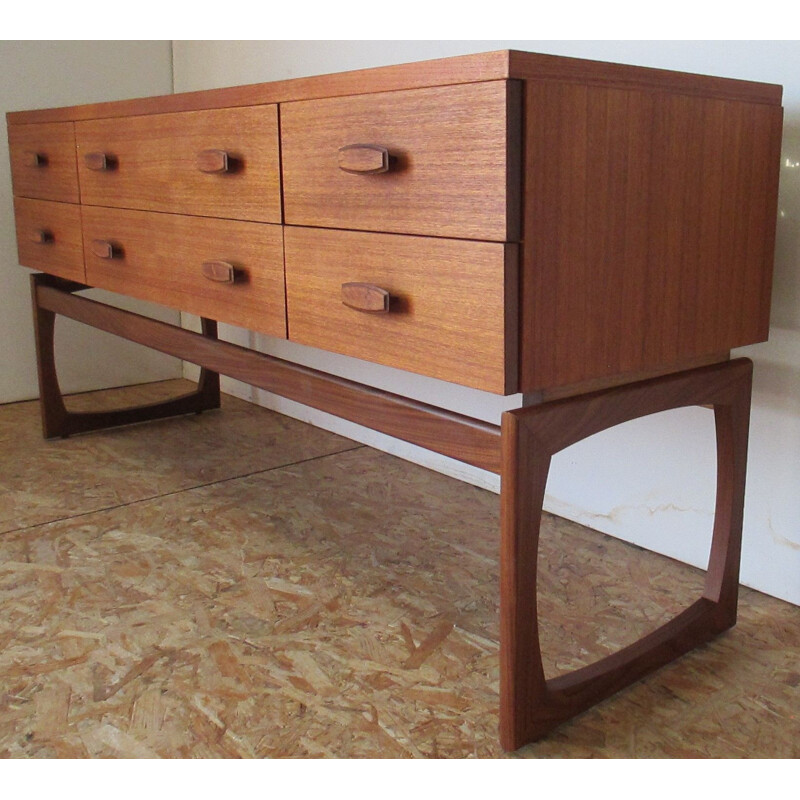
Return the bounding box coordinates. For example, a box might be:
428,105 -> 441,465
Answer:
5,50 -> 783,750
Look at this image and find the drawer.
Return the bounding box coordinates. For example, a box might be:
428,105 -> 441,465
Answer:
281,81 -> 521,242
75,106 -> 282,223
14,197 -> 85,282
81,207 -> 286,339
284,227 -> 518,394
8,122 -> 79,203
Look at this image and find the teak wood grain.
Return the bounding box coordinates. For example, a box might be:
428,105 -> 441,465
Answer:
8,121 -> 80,203
14,198 -> 85,283
75,106 -> 282,223
34,280 -> 502,473
500,358 -> 752,748
281,81 -> 521,242
6,50 -> 784,752
31,274 -> 221,439
337,144 -> 391,175
6,50 -> 780,127
6,50 -> 782,396
81,206 -> 287,339
519,81 -> 783,391
340,282 -> 390,313
284,226 -> 518,394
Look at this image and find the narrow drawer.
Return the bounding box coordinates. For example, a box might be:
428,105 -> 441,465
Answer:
284,227 -> 518,394
81,207 -> 286,339
14,197 -> 85,282
281,81 -> 521,242
76,106 -> 282,223
8,122 -> 79,203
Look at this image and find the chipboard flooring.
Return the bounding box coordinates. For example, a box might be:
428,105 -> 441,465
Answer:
1,380 -> 798,758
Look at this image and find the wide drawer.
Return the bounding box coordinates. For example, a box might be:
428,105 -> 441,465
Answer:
284,227 -> 518,394
8,122 -> 80,203
281,81 -> 521,242
14,197 -> 85,282
82,207 -> 286,338
75,106 -> 282,223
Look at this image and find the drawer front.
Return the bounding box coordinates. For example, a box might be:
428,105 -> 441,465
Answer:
76,106 -> 282,223
284,227 -> 517,394
281,81 -> 521,242
14,198 -> 85,282
82,207 -> 286,339
8,122 -> 79,203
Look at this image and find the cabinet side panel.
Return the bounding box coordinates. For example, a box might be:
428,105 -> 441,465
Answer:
520,81 -> 782,392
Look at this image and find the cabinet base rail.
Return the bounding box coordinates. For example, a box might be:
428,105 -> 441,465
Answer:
31,273 -> 502,472
30,273 -> 752,751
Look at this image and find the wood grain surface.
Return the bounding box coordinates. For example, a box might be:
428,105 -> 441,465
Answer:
35,283 -> 502,473
285,226 -> 518,394
14,198 -> 85,282
1,382 -> 798,757
75,106 -> 281,223
31,275 -> 221,439
282,81 -> 521,241
7,50 -> 784,401
4,48 -> 787,758
500,358 -> 753,749
519,81 -> 783,392
6,49 -> 780,127
7,121 -> 79,203
81,206 -> 286,339
508,50 -> 782,105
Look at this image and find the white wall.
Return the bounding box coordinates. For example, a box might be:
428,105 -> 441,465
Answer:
0,41 -> 181,404
187,42 -> 796,606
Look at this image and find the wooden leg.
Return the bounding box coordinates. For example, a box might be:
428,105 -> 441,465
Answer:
30,272 -> 221,439
499,358 -> 752,750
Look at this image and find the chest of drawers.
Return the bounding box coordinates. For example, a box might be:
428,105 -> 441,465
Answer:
6,49 -> 783,750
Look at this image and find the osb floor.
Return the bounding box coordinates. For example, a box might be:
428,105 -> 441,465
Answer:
1,380 -> 798,759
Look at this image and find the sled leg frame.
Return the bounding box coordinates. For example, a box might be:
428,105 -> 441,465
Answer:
499,358 -> 752,750
30,272 -> 221,439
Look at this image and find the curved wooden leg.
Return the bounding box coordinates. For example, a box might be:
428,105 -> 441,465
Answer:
30,273 -> 221,439
499,358 -> 752,750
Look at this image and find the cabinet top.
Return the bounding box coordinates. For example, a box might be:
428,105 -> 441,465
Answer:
6,48 -> 783,126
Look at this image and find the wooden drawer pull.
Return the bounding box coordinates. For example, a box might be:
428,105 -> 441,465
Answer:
338,144 -> 391,175
23,151 -> 47,168
341,282 -> 390,313
196,149 -> 231,174
84,152 -> 112,171
30,228 -> 53,244
202,260 -> 237,284
90,239 -> 120,259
